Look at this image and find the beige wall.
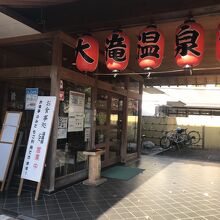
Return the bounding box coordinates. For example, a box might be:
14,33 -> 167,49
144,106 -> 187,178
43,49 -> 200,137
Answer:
142,116 -> 220,149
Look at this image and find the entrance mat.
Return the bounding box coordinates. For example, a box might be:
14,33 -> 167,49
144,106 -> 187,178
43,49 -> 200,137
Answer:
101,166 -> 145,180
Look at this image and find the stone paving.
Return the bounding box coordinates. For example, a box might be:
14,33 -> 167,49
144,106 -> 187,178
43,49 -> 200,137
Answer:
0,215 -> 15,220
1,155 -> 220,219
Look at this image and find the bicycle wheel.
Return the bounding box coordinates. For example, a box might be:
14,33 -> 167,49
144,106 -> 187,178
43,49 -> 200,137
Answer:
180,134 -> 192,147
160,136 -> 171,149
188,131 -> 200,144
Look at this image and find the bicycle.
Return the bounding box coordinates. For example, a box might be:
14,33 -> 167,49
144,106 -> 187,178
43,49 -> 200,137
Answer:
177,128 -> 201,146
160,128 -> 200,150
160,130 -> 186,150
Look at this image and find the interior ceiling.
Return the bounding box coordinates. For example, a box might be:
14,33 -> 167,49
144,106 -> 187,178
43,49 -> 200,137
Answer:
0,0 -> 78,7
0,12 -> 39,38
1,0 -> 220,85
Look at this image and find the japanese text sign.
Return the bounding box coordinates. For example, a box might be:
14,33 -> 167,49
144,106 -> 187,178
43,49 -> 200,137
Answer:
21,96 -> 56,182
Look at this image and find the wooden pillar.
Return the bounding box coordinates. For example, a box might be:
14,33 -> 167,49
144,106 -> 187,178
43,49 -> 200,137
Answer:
91,78 -> 97,150
105,91 -> 111,161
121,76 -> 129,163
44,36 -> 62,192
1,83 -> 8,124
137,81 -> 143,157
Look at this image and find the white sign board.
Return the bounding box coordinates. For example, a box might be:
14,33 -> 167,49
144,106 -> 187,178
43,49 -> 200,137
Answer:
57,117 -> 68,139
5,112 -> 21,126
0,143 -> 13,181
0,112 -> 22,182
1,125 -> 17,143
21,96 -> 56,182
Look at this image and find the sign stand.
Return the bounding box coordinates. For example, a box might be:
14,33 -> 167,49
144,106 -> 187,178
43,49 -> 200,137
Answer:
17,96 -> 56,201
0,112 -> 22,192
5,131 -> 23,191
18,178 -> 42,201
17,178 -> 24,197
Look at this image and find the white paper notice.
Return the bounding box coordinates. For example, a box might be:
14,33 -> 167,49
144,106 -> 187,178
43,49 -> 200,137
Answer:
57,117 -> 68,139
25,88 -> 38,110
84,128 -> 91,142
68,112 -> 84,132
69,91 -> 85,113
21,96 -> 56,183
84,109 -> 91,128
68,91 -> 85,132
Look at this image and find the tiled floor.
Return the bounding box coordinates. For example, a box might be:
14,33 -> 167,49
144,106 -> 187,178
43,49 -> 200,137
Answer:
158,148 -> 220,163
1,155 -> 220,220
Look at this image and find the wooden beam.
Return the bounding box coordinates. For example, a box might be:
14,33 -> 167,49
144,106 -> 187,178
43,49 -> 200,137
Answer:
59,32 -> 76,47
0,31 -> 60,46
127,91 -> 142,100
144,74 -> 220,86
60,67 -> 95,87
96,80 -> 128,96
0,66 -> 51,78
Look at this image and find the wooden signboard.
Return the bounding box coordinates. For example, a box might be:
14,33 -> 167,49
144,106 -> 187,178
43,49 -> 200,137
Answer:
0,112 -> 22,191
18,96 -> 56,200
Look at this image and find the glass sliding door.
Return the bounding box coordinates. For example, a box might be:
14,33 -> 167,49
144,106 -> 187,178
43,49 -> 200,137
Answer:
127,98 -> 139,154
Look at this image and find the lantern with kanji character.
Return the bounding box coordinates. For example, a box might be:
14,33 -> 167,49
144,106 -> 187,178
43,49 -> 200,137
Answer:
216,24 -> 220,61
175,19 -> 204,68
75,35 -> 99,72
105,30 -> 130,72
137,25 -> 164,70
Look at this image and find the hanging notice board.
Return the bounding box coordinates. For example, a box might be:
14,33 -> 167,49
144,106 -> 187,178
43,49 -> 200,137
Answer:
0,112 -> 22,191
18,96 -> 56,200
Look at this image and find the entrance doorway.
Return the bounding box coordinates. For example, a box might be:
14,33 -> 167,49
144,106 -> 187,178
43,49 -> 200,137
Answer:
95,89 -> 124,167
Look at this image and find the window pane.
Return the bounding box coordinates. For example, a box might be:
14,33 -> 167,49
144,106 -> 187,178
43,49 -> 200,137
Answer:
56,80 -> 91,178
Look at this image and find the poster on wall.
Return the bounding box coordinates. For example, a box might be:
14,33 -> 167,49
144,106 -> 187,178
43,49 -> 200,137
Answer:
25,88 -> 39,110
21,96 -> 56,183
85,109 -> 91,128
84,128 -> 91,142
68,112 -> 84,132
57,117 -> 68,139
68,91 -> 85,132
69,91 -> 85,113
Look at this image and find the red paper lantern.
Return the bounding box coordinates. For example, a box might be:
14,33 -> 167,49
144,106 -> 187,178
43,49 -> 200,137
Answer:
175,19 -> 204,68
137,25 -> 164,70
216,24 -> 220,61
105,30 -> 130,72
75,35 -> 99,72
